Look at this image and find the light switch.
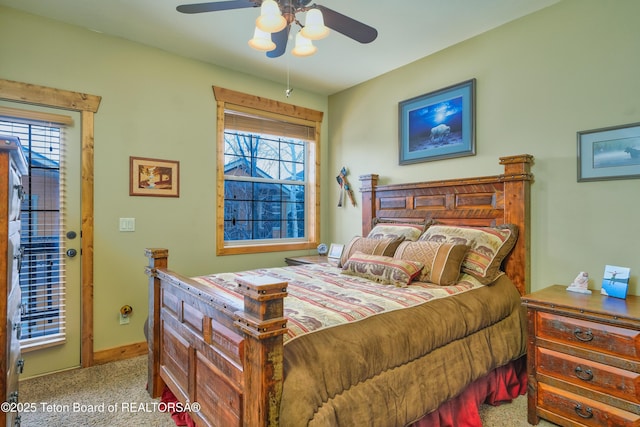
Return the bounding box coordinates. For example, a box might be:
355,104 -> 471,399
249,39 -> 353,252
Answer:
119,218 -> 135,232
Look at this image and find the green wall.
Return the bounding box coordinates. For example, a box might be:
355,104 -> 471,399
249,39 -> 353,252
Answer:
0,5 -> 329,373
2,0 -> 640,375
328,0 -> 640,296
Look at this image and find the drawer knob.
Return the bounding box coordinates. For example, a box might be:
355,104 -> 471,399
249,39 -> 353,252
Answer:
573,328 -> 594,342
13,323 -> 21,340
574,366 -> 593,381
574,404 -> 593,419
14,184 -> 25,201
14,247 -> 24,274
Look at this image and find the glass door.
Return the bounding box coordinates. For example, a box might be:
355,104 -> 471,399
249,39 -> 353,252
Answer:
0,103 -> 81,376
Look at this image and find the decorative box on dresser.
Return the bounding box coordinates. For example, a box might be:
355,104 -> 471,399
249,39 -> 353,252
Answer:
0,136 -> 27,427
522,285 -> 640,427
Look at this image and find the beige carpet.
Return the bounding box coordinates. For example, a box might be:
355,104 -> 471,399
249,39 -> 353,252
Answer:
18,355 -> 558,426
19,356 -> 174,427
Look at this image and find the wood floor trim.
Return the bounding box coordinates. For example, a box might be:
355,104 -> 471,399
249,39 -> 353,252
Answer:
93,342 -> 147,365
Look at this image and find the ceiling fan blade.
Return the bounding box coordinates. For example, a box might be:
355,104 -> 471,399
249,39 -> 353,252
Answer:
315,5 -> 378,44
177,0 -> 258,14
267,25 -> 290,58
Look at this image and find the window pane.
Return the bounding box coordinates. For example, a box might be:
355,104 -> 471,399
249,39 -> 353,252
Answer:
224,219 -> 252,241
224,181 -> 253,201
280,140 -> 305,162
257,139 -> 280,161
224,133 -> 252,155
221,103 -> 314,247
255,157 -> 280,180
254,200 -> 281,220
283,184 -> 305,238
255,182 -> 281,201
224,199 -> 252,221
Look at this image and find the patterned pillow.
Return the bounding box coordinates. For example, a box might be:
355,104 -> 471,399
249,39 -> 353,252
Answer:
367,219 -> 432,241
339,236 -> 404,268
418,224 -> 518,284
341,252 -> 424,287
393,241 -> 469,285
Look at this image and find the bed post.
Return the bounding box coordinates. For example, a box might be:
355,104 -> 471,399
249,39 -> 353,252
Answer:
235,275 -> 288,427
144,248 -> 168,398
359,174 -> 379,236
499,154 -> 533,295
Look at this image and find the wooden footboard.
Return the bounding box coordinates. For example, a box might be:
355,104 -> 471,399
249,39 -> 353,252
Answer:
145,249 -> 288,426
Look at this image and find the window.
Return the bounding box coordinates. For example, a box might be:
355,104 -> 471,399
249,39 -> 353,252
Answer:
214,87 -> 323,255
0,111 -> 70,350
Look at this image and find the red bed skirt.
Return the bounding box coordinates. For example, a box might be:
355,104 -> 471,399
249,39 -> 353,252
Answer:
409,356 -> 528,427
161,356 -> 527,427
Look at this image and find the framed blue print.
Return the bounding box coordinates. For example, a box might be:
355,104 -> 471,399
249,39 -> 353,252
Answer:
399,79 -> 476,165
577,122 -> 640,182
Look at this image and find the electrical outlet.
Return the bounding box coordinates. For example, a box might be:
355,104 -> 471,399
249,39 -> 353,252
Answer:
119,313 -> 130,325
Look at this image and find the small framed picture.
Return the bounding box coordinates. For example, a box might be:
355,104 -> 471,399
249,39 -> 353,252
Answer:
130,156 -> 180,197
577,122 -> 640,182
328,243 -> 344,260
601,265 -> 630,299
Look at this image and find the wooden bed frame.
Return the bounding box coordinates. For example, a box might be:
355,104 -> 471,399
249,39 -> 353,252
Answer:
145,154 -> 533,427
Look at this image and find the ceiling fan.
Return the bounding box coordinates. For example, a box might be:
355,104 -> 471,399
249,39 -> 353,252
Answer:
176,0 -> 378,58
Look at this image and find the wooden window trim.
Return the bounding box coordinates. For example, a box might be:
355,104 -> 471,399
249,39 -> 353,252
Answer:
213,86 -> 322,255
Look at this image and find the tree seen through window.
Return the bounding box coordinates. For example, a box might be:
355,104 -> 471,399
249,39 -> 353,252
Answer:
223,131 -> 306,241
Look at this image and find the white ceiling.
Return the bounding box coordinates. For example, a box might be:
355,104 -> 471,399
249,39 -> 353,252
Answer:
0,0 -> 559,95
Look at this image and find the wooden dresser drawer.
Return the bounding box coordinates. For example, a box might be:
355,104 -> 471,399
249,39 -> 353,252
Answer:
537,347 -> 640,404
538,382 -> 640,427
536,311 -> 640,361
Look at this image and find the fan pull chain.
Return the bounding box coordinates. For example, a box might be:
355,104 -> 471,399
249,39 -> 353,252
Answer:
285,55 -> 293,98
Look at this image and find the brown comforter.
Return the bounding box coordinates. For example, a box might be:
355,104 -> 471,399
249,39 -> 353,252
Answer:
194,265 -> 525,427
279,274 -> 526,426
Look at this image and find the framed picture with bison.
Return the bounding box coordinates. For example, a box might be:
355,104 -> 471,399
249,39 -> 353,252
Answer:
578,122 -> 640,182
398,79 -> 476,165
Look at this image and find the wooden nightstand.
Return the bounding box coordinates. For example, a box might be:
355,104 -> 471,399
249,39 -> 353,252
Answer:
522,285 -> 640,427
284,255 -> 336,266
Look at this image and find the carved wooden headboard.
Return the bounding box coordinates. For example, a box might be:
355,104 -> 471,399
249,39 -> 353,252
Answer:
359,154 -> 533,296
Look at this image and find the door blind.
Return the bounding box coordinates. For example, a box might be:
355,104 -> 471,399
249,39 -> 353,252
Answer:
0,119 -> 67,349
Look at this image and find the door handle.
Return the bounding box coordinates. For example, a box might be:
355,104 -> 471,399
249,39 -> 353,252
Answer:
66,248 -> 77,258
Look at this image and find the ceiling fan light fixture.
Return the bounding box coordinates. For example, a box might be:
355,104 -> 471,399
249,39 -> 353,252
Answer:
248,27 -> 276,51
300,9 -> 329,40
291,32 -> 317,57
255,0 -> 287,33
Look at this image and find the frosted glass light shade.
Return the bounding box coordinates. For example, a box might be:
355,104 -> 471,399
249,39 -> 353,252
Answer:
300,9 -> 329,40
255,0 -> 286,33
248,27 -> 276,51
291,32 -> 317,57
